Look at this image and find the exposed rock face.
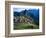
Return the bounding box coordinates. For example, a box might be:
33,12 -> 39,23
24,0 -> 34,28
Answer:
14,16 -> 33,24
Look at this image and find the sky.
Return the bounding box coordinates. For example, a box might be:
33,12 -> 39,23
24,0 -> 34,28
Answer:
13,8 -> 39,12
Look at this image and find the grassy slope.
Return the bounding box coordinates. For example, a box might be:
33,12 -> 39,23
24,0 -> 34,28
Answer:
14,22 -> 39,30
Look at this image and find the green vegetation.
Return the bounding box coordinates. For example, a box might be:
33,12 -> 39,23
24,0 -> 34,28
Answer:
14,22 -> 39,30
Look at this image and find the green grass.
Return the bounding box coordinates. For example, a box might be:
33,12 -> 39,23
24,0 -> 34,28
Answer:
14,22 -> 39,30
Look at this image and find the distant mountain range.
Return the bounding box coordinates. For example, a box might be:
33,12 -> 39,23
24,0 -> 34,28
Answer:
14,9 -> 39,25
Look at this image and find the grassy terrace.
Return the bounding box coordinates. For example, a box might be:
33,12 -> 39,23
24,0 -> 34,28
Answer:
14,22 -> 39,30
